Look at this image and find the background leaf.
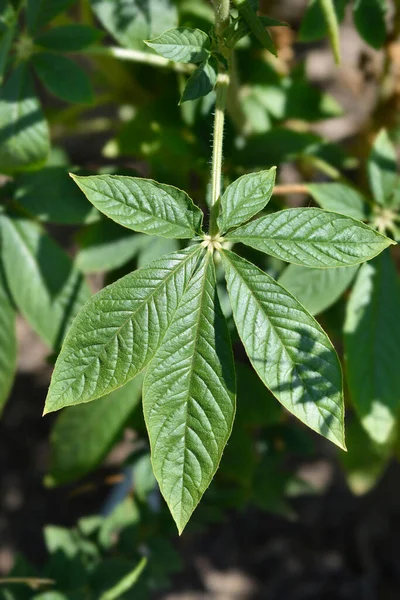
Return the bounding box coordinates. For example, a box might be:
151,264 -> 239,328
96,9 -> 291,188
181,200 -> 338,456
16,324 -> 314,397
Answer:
98,557 -> 147,600
35,25 -> 102,52
221,250 -> 345,449
1,215 -> 90,350
339,417 -> 390,495
146,28 -> 210,63
0,264 -> 17,415
299,0 -> 347,42
233,0 -> 276,54
0,65 -> 49,172
217,167 -> 276,233
45,247 -> 202,413
32,53 -> 93,104
14,167 -> 98,224
235,361 -> 282,427
91,0 -> 178,50
75,221 -> 148,273
143,253 -> 235,533
307,182 -> 368,220
367,129 -> 398,207
0,3 -> 16,85
137,236 -> 179,267
71,174 -> 203,238
279,264 -> 359,315
47,375 -> 143,486
26,0 -> 76,34
226,208 -> 393,267
353,0 -> 387,49
344,250 -> 400,444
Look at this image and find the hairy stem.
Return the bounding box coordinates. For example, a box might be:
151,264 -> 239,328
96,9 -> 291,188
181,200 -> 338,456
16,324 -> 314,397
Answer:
209,0 -> 231,236
213,0 -> 231,36
209,72 -> 230,235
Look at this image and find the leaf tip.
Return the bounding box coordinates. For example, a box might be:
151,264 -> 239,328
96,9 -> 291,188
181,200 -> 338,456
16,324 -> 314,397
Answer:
332,430 -> 346,451
42,397 -> 55,416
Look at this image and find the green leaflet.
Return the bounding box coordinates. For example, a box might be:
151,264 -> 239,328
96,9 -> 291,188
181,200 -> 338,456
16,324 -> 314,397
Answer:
35,25 -> 102,52
143,252 -> 235,533
47,375 -> 143,486
0,64 -> 49,172
367,129 -> 398,207
99,557 -> 147,600
279,264 -> 359,315
353,0 -> 386,49
307,182 -> 368,220
14,167 -> 98,224
91,0 -> 178,50
145,28 -> 210,63
1,215 -> 91,350
32,52 -> 93,104
344,250 -> 400,444
71,174 -> 203,238
180,57 -> 218,103
0,264 -> 17,415
217,167 -> 276,233
226,207 -> 393,268
299,0 -> 347,42
224,16 -> 286,50
232,0 -> 276,54
339,417 -> 390,495
221,250 -> 345,449
26,0 -> 76,34
44,246 -> 203,413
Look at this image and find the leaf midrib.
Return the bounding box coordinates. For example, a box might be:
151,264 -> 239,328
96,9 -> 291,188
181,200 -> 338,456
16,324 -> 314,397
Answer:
229,234 -> 385,246
175,252 -> 211,526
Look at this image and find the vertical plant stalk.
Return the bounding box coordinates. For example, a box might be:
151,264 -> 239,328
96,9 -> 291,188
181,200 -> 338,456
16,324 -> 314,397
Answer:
209,0 -> 231,235
320,0 -> 341,65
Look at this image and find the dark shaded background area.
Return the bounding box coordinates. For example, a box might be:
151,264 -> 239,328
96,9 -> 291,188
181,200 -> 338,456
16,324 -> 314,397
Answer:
3,363 -> 400,599
1,0 -> 400,598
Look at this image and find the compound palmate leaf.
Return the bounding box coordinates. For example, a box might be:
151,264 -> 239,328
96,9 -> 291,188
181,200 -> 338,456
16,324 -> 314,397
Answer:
71,174 -> 203,239
44,246 -> 203,414
226,208 -> 393,267
217,167 -> 276,233
146,27 -> 210,63
143,252 -> 235,533
221,250 -> 345,449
